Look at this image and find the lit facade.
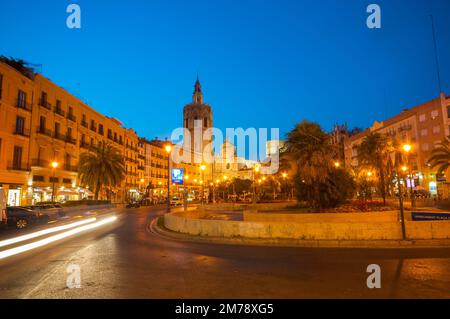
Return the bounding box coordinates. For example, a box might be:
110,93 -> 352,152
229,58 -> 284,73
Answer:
344,93 -> 450,197
0,60 -> 140,205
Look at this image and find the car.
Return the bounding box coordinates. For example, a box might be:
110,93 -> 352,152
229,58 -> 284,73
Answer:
24,204 -> 64,221
6,207 -> 45,229
126,202 -> 141,208
170,197 -> 183,206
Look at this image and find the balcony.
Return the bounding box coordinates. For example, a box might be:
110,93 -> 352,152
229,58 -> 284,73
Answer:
67,113 -> 77,122
16,99 -> 32,112
138,165 -> 145,171
36,127 -> 53,137
66,135 -> 77,145
7,161 -> 29,171
138,154 -> 145,160
63,164 -> 78,172
54,131 -> 66,142
38,99 -> 52,110
13,128 -> 30,138
80,141 -> 90,149
31,159 -> 50,168
54,106 -> 65,117
398,125 -> 412,132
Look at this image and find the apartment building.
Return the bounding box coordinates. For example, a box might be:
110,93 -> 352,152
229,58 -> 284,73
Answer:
141,138 -> 203,200
344,93 -> 450,197
0,59 -> 140,205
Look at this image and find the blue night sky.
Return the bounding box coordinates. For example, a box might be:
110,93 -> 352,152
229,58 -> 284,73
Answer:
1,0 -> 449,140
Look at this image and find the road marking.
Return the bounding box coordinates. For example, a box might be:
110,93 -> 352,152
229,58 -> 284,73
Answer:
0,216 -> 117,260
0,218 -> 97,248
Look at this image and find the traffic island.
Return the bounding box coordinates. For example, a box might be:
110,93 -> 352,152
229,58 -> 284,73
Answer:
150,209 -> 450,249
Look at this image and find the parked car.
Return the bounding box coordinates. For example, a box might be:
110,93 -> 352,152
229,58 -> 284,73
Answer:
170,197 -> 183,206
24,204 -> 65,221
126,201 -> 141,208
6,207 -> 45,229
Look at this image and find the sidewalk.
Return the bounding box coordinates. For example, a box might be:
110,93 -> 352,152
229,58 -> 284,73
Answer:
150,216 -> 450,249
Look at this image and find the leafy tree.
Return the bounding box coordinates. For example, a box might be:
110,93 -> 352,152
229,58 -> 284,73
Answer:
78,142 -> 125,200
232,178 -> 252,195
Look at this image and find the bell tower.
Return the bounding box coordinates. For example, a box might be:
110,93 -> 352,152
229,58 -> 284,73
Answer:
183,77 -> 213,163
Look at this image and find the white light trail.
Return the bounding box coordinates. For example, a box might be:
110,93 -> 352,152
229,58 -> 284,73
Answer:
0,218 -> 97,248
0,216 -> 117,260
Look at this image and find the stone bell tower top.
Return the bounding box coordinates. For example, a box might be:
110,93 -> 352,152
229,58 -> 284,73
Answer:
183,76 -> 213,131
193,76 -> 204,105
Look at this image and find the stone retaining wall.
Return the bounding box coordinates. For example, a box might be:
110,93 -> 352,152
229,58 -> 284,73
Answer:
164,210 -> 450,240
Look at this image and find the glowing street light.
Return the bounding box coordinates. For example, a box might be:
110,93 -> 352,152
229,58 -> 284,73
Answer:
200,164 -> 206,205
334,161 -> 340,168
50,161 -> 59,202
401,166 -> 408,172
367,171 -> 373,177
402,144 -> 412,153
165,144 -> 172,212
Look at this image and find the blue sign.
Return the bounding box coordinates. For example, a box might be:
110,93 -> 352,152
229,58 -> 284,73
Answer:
412,212 -> 450,221
171,168 -> 184,185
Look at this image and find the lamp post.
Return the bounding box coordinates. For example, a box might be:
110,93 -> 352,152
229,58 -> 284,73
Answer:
200,164 -> 206,206
165,144 -> 172,212
397,165 -> 407,240
253,164 -> 260,205
402,144 -> 415,211
51,161 -> 58,202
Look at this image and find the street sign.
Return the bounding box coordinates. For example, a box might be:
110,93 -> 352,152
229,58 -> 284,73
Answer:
412,211 -> 450,221
172,168 -> 184,185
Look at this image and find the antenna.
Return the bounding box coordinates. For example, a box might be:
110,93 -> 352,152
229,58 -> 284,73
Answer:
430,14 -> 442,94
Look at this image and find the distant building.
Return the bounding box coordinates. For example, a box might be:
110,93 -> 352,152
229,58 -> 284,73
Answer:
344,93 -> 450,197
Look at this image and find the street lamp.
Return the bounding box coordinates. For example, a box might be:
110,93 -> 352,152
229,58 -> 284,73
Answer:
402,144 -> 415,210
51,161 -> 58,202
334,161 -> 340,168
200,164 -> 206,205
252,164 -> 260,205
165,144 -> 172,212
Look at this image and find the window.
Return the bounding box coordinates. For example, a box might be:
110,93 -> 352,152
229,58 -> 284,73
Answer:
0,73 -> 3,99
419,114 -> 426,122
56,99 -> 61,109
54,122 -> 60,135
33,175 -> 45,182
98,124 -> 104,135
17,90 -> 26,107
40,91 -> 47,105
67,127 -> 72,138
13,146 -> 23,169
15,116 -> 25,134
114,132 -> 117,141
204,117 -> 208,128
447,106 -> 450,119
431,110 -> 439,119
39,116 -> 46,131
422,143 -> 429,151
81,134 -> 86,143
107,129 -> 112,139
65,153 -> 71,168
62,178 -> 72,184
185,118 -> 188,127
433,126 -> 441,134
420,129 -> 428,136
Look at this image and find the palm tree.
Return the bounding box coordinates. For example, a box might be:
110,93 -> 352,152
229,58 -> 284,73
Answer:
356,133 -> 391,205
78,142 -> 125,200
428,137 -> 450,174
286,120 -> 336,207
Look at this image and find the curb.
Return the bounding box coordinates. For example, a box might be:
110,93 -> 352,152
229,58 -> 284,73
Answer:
149,216 -> 450,249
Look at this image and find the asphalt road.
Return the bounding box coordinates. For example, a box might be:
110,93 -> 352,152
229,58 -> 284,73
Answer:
0,206 -> 450,298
